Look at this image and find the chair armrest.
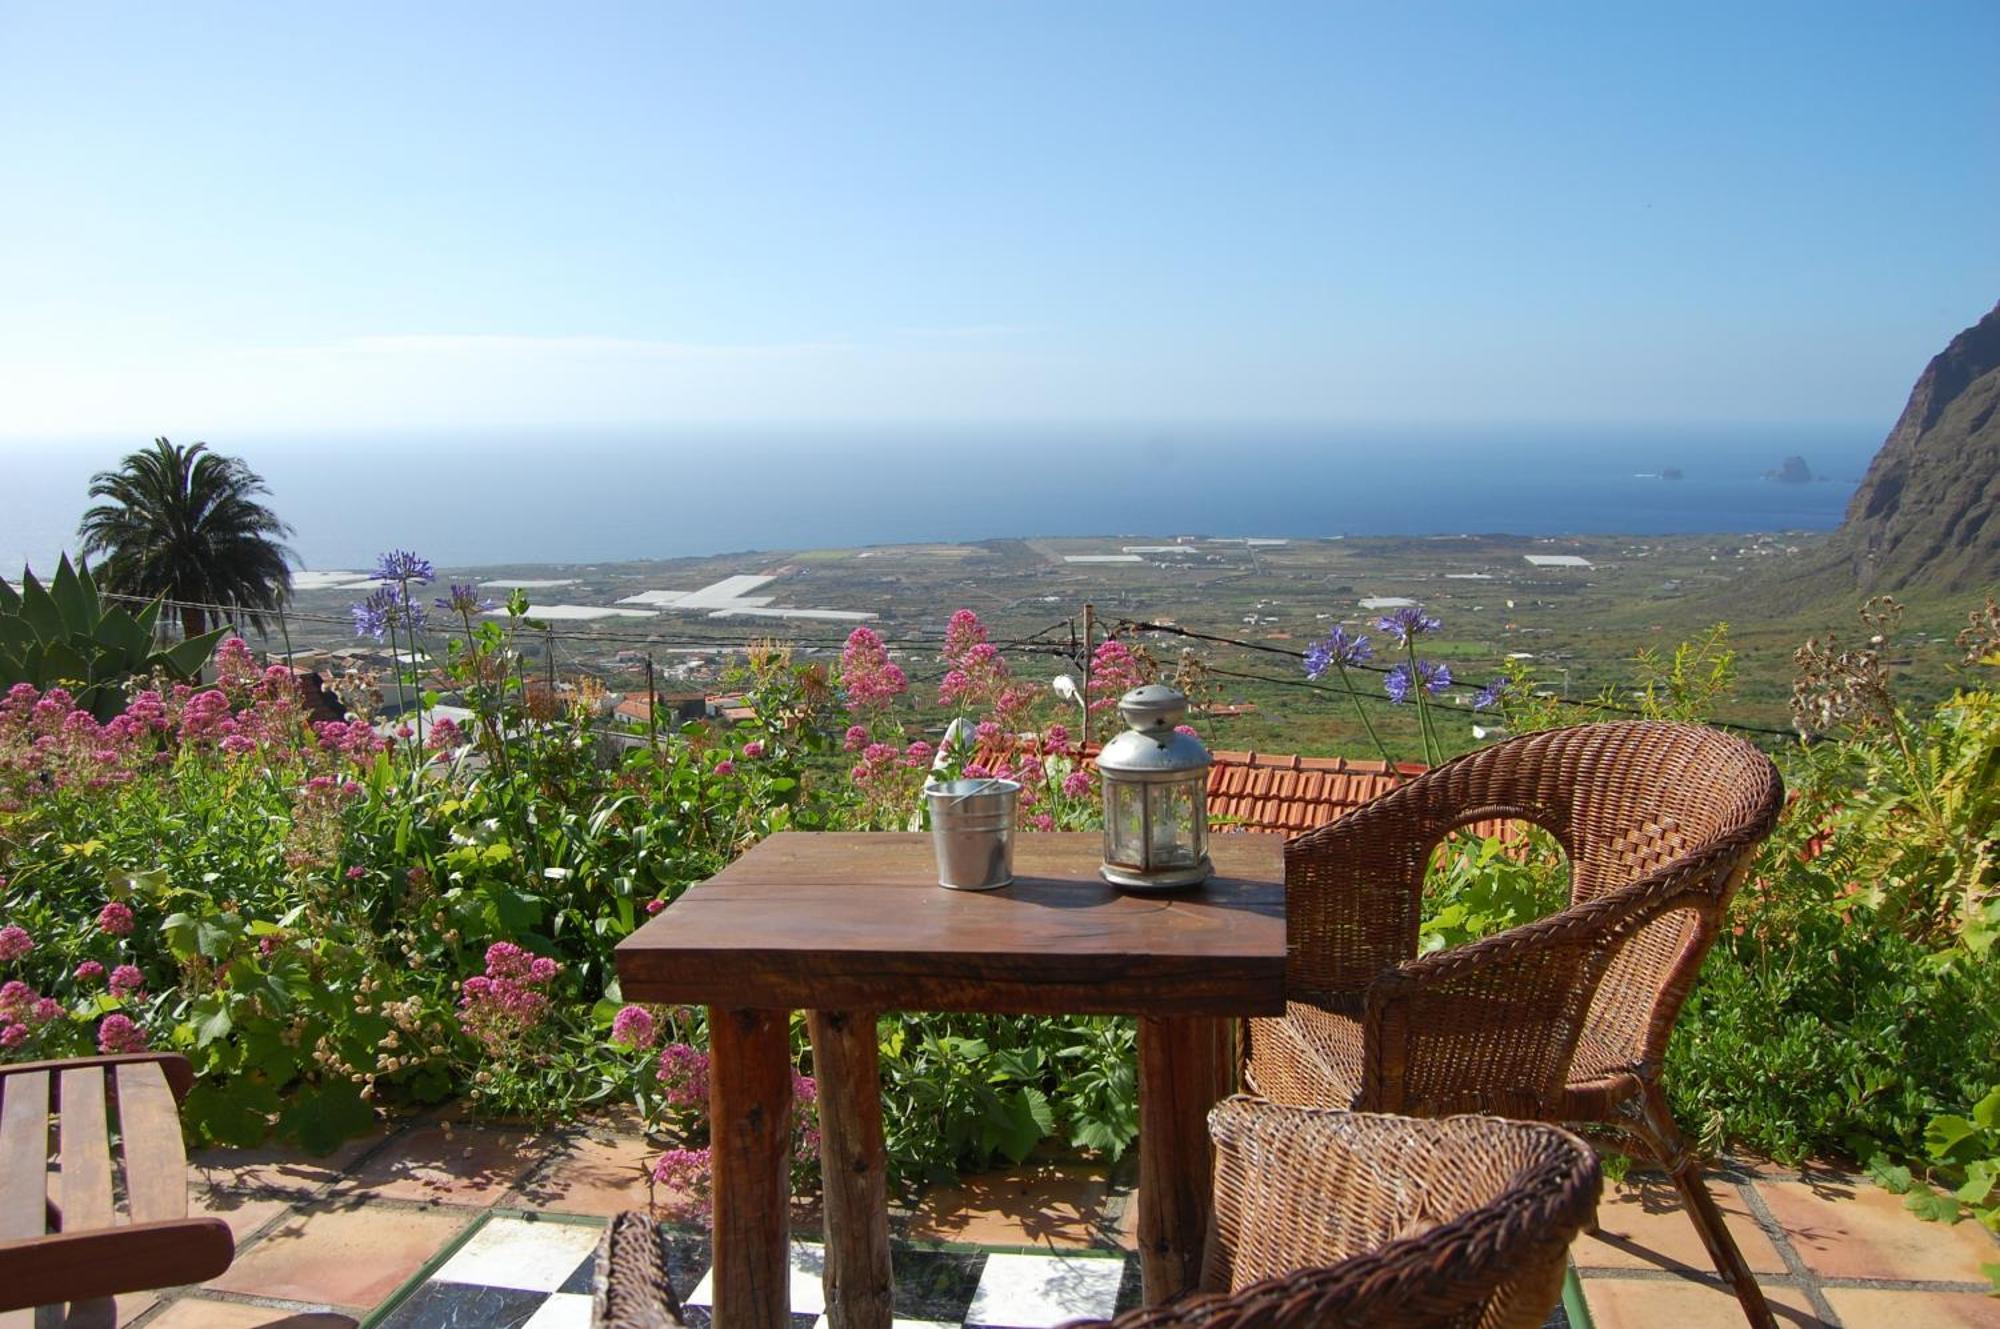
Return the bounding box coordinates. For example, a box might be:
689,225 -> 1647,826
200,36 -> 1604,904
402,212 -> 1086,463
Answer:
0,1053 -> 195,1101
0,1218 -> 234,1310
1358,888 -> 1650,1117
593,1211 -> 689,1328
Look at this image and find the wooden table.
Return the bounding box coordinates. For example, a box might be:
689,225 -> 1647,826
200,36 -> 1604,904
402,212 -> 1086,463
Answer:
615,831 -> 1286,1329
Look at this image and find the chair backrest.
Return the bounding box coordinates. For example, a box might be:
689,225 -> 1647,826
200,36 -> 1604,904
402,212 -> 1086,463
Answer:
1077,1099 -> 1600,1329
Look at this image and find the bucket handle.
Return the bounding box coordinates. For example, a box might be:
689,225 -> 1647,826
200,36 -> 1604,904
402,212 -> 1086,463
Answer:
932,777 -> 1008,810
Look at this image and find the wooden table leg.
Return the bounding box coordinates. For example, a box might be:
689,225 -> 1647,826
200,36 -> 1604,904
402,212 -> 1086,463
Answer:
808,1010 -> 893,1329
1136,1016 -> 1234,1304
709,1006 -> 794,1329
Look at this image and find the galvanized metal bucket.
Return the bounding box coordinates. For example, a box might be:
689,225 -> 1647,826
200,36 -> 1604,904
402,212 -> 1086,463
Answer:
925,778 -> 1020,891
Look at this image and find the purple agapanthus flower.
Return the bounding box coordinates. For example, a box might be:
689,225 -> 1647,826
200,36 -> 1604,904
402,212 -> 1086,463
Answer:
1471,676 -> 1509,711
1374,605 -> 1442,646
1303,625 -> 1373,680
372,549 -> 436,585
352,584 -> 426,641
1384,659 -> 1451,703
435,583 -> 498,616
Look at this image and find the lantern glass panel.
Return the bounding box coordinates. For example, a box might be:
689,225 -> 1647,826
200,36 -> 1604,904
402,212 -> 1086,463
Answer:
1104,778 -> 1147,868
1145,781 -> 1199,868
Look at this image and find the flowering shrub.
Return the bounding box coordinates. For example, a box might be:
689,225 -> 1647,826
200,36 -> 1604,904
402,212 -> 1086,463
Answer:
0,560 -> 815,1150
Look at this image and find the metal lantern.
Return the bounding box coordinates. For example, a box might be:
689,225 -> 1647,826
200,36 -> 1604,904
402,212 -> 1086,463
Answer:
1097,683 -> 1213,891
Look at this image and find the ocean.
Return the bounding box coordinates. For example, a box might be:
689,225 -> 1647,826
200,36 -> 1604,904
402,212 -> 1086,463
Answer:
0,423 -> 1878,572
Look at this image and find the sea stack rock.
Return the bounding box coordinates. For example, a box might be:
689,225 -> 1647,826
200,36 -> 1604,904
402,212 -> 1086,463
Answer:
1838,300 -> 2000,593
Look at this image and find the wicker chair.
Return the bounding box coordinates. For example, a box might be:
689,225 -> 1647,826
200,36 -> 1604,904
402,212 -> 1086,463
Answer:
1075,1099 -> 1600,1329
1243,720 -> 1785,1328
590,1100 -> 1599,1329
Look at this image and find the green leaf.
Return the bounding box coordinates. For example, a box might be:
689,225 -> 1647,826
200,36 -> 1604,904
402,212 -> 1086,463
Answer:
15,568 -> 63,641
277,1082 -> 376,1155
1954,1160 -> 1997,1207
191,995 -> 235,1048
158,627 -> 227,680
49,554 -> 97,631
1972,1087 -> 2000,1132
183,1080 -> 280,1149
1926,1115 -> 1983,1164
1904,1187 -> 1963,1224
1867,1157 -> 1915,1193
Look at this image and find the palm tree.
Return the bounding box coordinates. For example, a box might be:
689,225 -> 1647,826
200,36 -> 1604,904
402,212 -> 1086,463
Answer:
78,438 -> 296,640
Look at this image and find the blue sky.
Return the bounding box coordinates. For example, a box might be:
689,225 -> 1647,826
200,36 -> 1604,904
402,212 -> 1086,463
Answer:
1,2 -> 1995,444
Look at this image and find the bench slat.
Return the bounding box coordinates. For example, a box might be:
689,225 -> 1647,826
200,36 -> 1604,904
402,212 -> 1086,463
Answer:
113,1064 -> 186,1225
0,1069 -> 50,1241
58,1067 -> 115,1234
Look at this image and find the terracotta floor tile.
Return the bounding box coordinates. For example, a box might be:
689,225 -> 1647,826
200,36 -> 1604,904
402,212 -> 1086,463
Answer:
1581,1277 -> 1825,1329
114,1290 -> 161,1327
337,1121 -> 551,1205
141,1298 -> 358,1328
206,1200 -> 469,1307
1757,1177 -> 2000,1283
1822,1288 -> 2000,1328
189,1188 -> 297,1246
506,1130 -> 658,1217
1572,1172 -> 1787,1275
189,1130 -> 387,1196
905,1161 -> 1112,1249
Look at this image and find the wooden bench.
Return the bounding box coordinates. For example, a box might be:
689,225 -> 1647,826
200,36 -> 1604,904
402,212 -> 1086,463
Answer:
0,1053 -> 234,1327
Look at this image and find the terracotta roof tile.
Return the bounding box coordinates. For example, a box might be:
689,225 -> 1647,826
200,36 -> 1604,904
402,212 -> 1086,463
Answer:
970,736 -> 1520,840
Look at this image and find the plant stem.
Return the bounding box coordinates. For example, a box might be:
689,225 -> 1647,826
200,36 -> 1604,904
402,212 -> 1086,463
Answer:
1335,661 -> 1399,772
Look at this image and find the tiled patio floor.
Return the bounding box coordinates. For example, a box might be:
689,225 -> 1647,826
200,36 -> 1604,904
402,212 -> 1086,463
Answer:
98,1109 -> 2000,1328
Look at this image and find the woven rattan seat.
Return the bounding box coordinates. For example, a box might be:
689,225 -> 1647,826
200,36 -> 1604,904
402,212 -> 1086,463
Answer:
590,1099 -> 1599,1329
1243,720 -> 1785,1327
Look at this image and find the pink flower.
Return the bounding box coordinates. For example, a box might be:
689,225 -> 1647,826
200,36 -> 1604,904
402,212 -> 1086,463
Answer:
346,865 -> 366,879
0,1024 -> 24,1049
395,724 -> 414,740
96,1013 -> 147,1054
649,1145 -> 713,1213
29,997 -> 60,1024
426,717 -> 463,752
0,925 -> 33,962
219,734 -> 256,755
109,965 -> 145,998
843,724 -> 871,753
713,759 -> 735,777
74,960 -> 105,983
1032,813 -> 1055,832
943,609 -> 988,665
610,1005 -> 658,1050
742,740 -> 765,759
0,980 -> 34,1018
645,898 -> 666,915
97,901 -> 135,936
1044,725 -> 1073,756
1175,724 -> 1198,738
974,720 -> 1002,745
839,628 -> 908,710
457,943 -> 562,1054
903,740 -> 933,765
656,1042 -> 712,1108
1062,770 -> 1094,799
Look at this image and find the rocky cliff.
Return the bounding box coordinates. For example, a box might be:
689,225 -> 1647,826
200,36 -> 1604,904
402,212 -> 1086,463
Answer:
1830,300 -> 2000,594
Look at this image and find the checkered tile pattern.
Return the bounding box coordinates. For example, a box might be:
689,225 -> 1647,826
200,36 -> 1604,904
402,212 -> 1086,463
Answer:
369,1212 -> 1572,1329
369,1214 -> 1143,1329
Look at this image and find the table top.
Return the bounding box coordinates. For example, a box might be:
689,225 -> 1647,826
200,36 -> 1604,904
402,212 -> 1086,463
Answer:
614,831 -> 1287,1016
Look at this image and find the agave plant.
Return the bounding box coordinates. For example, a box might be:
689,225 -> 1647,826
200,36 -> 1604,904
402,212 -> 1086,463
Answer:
0,555 -> 224,719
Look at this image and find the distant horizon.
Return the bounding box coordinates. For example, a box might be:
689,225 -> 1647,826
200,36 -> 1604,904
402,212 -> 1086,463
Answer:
1,422 -> 1876,573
